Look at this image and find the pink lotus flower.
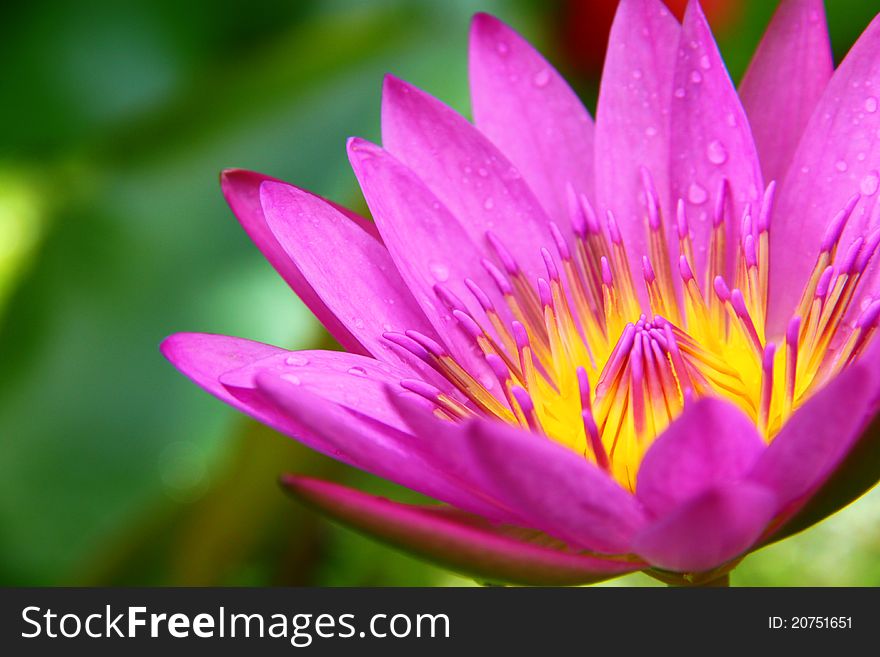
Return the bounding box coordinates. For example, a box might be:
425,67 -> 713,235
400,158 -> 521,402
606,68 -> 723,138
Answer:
162,0 -> 880,586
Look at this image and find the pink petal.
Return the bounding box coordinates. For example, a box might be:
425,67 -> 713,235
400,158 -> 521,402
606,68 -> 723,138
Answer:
282,475 -> 642,585
160,333 -> 345,460
386,389 -> 644,553
218,348 -> 431,435
769,13 -> 880,334
594,0 -> 680,287
670,1 -> 763,280
259,180 -> 439,371
347,137 -> 507,385
469,13 -> 595,230
636,398 -> 766,517
220,169 -> 368,355
380,75 -> 551,283
748,355 -> 880,520
632,481 -> 777,572
254,372 -> 507,519
463,418 -> 647,554
739,0 -> 833,185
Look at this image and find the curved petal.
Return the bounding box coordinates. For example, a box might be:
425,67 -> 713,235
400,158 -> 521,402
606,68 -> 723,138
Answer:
259,180 -> 439,371
282,475 -> 642,586
769,13 -> 880,334
632,481 -> 777,573
254,372 -> 507,519
220,169 -> 368,354
218,348 -> 431,435
464,418 -> 647,554
594,0 -> 680,285
636,398 -> 766,517
739,0 -> 833,185
469,13 -> 595,229
380,75 -> 551,283
347,137 -> 506,386
385,390 -> 646,553
160,332 -> 345,460
749,354 -> 880,524
670,0 -> 763,280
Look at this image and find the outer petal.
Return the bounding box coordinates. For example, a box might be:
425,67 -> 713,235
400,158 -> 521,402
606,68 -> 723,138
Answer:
347,137 -> 505,385
594,0 -> 680,283
636,398 -> 766,517
670,0 -> 763,280
632,482 -> 777,573
218,348 -> 431,435
769,14 -> 880,334
282,475 -> 642,586
259,180 -> 439,371
380,75 -> 551,283
749,356 -> 880,524
160,333 -> 345,460
220,169 -> 368,354
464,419 -> 647,554
254,372 -> 507,519
739,0 -> 833,185
469,13 -> 595,229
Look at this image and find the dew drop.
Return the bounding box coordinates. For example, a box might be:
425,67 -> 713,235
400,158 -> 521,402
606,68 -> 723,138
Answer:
477,167 -> 488,177
430,262 -> 450,282
725,113 -> 737,127
674,87 -> 686,99
690,70 -> 702,84
706,140 -> 728,165
284,355 -> 309,366
645,126 -> 658,137
483,197 -> 495,210
688,182 -> 708,204
699,55 -> 711,70
496,41 -> 509,55
866,96 -> 878,113
282,374 -> 301,385
532,69 -> 550,88
861,171 -> 880,196
632,69 -> 643,80
835,160 -> 848,172
347,366 -> 368,377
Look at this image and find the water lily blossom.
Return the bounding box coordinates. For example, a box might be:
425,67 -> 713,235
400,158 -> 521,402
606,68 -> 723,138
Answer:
163,0 -> 880,586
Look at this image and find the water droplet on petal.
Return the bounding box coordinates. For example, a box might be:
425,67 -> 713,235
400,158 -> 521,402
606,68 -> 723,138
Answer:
835,160 -> 848,172
860,171 -> 880,196
706,140 -> 728,165
483,197 -> 495,210
674,87 -> 686,99
430,262 -> 450,282
699,55 -> 711,70
532,68 -> 550,88
496,41 -> 509,55
725,113 -> 737,127
282,374 -> 301,385
645,126 -> 658,137
688,182 -> 708,204
347,366 -> 368,377
477,167 -> 488,177
690,70 -> 702,84
866,96 -> 878,113
285,355 -> 309,366
632,69 -> 643,80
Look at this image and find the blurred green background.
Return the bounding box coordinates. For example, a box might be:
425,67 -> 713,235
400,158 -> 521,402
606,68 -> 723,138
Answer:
1,0 -> 879,587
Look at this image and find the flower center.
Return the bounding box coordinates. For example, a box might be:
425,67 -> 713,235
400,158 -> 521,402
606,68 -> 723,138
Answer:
386,173 -> 880,491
